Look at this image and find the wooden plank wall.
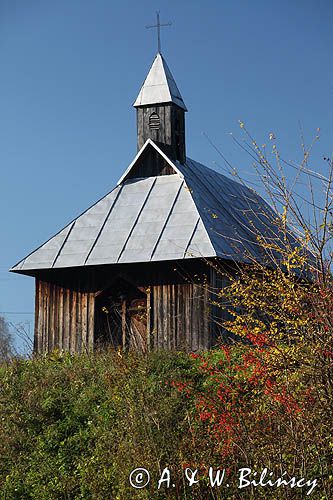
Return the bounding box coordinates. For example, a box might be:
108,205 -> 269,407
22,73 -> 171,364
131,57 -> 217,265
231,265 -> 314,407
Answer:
209,267 -> 235,343
151,283 -> 210,351
34,280 -> 95,354
137,105 -> 171,150
136,104 -> 185,164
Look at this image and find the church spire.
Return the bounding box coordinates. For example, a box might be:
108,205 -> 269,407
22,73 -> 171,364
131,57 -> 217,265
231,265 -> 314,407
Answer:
133,53 -> 187,110
134,53 -> 187,164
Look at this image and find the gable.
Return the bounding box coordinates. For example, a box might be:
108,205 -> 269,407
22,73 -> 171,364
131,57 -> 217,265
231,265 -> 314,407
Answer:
121,141 -> 178,181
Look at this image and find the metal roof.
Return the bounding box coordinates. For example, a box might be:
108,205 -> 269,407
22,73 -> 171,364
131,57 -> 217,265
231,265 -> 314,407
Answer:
176,158 -> 284,264
133,53 -> 187,111
11,140 -> 284,274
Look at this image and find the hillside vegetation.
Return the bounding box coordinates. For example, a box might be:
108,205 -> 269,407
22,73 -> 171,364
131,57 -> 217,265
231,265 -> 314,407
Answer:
0,344 -> 331,499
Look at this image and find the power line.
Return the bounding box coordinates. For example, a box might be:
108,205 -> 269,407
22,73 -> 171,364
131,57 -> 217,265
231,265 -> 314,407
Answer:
0,279 -> 25,281
0,311 -> 34,315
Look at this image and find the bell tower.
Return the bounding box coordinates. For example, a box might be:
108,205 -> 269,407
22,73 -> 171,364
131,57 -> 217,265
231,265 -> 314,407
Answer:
133,53 -> 187,164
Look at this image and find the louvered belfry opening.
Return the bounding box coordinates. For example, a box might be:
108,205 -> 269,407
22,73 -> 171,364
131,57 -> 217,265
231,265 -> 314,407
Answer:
149,112 -> 160,130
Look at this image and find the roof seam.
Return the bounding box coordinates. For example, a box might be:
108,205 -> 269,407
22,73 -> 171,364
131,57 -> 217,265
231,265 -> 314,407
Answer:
183,217 -> 201,258
182,158 -> 285,260
150,180 -> 185,260
83,185 -> 123,265
51,221 -> 76,268
180,171 -> 217,257
10,183 -> 122,272
116,178 -> 157,263
183,159 -> 258,256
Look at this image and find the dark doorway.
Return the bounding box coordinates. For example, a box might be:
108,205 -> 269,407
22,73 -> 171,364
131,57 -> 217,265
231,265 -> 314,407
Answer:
94,277 -> 149,352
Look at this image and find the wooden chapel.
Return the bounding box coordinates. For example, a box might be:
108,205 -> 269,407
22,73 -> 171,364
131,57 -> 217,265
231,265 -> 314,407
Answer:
11,51 -> 280,354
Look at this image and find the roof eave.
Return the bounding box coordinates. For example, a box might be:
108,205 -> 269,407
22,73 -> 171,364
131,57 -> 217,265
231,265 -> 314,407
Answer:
133,98 -> 187,112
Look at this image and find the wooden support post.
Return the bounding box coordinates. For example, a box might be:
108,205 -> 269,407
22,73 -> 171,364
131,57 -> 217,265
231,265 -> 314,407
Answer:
70,291 -> 77,354
44,282 -> 49,353
87,294 -> 95,352
81,292 -> 88,352
64,288 -> 70,352
146,288 -> 151,352
122,299 -> 127,349
34,280 -> 40,354
58,287 -> 64,351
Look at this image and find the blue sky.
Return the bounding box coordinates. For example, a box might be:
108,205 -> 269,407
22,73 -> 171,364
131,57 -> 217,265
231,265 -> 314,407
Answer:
1,0 -> 332,352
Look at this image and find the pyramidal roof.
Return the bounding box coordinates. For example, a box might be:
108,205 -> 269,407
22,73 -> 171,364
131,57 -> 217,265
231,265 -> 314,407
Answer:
11,140 -> 286,275
133,53 -> 187,110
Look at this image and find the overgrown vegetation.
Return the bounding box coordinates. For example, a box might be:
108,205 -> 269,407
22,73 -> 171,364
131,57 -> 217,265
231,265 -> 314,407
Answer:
0,350 -> 197,499
0,344 -> 331,499
0,316 -> 14,362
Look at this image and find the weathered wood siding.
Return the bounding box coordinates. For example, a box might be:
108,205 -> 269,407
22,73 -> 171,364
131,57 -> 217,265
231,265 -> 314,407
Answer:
209,267 -> 237,343
150,283 -> 210,351
34,280 -> 95,354
33,260 -> 237,354
136,103 -> 185,163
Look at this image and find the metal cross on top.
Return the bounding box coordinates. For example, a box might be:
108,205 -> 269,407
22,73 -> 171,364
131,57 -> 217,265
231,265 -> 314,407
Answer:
146,11 -> 172,53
